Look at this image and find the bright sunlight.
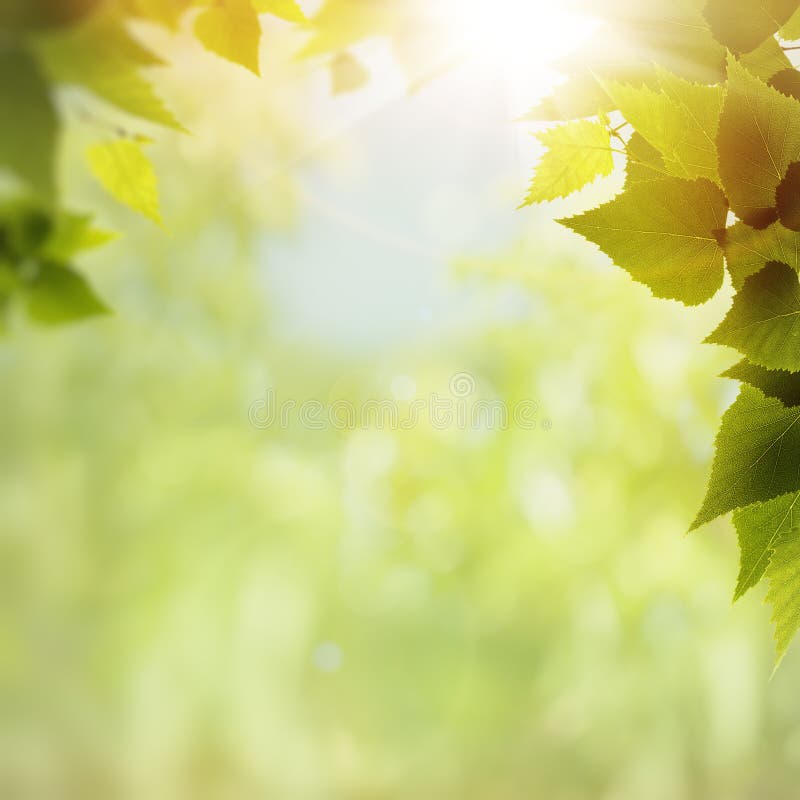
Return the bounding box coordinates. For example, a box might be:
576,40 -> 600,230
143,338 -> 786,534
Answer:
449,0 -> 596,78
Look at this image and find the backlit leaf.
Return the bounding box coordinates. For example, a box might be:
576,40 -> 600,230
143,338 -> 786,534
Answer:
766,527 -> 800,664
739,35 -> 792,81
733,491 -> 800,600
253,0 -> 307,23
560,177 -> 728,305
86,139 -> 162,225
706,261 -> 800,371
624,132 -> 666,187
717,55 -> 800,228
194,0 -> 262,75
704,0 -> 799,53
522,120 -> 614,205
691,385 -> 800,529
607,69 -> 723,183
723,360 -> 800,407
36,20 -> 185,131
724,220 -> 800,288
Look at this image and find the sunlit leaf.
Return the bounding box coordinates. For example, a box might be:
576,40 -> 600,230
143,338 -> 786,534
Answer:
704,0 -> 799,53
195,0 -> 263,75
766,527 -> 800,664
624,131 -> 666,187
733,491 -> 800,600
706,261 -> 800,371
523,120 -> 614,205
86,139 -> 162,225
253,0 -> 307,23
724,220 -> 800,288
36,20 -> 185,131
717,55 -> 800,228
691,385 -> 800,530
723,360 -> 800,408
739,35 -> 792,81
560,177 -> 728,305
607,69 -> 723,183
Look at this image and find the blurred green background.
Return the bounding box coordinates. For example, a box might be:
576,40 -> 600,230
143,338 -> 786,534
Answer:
2,10 -> 800,800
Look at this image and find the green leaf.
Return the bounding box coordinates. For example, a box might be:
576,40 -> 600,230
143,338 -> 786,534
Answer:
0,204 -> 53,261
36,22 -> 185,131
522,120 -> 614,205
766,527 -> 800,664
706,261 -> 800,371
0,0 -> 101,30
733,492 -> 800,601
691,385 -> 800,530
560,177 -> 728,305
195,0 -> 262,75
253,0 -> 307,22
41,213 -> 117,261
724,220 -> 800,288
624,132 -> 666,187
704,0 -> 799,53
25,262 -> 108,325
606,69 -> 723,183
0,47 -> 59,201
87,140 -> 162,225
723,359 -> 800,407
717,55 -> 800,228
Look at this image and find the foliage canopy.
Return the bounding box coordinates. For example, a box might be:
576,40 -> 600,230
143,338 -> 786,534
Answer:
526,0 -> 800,662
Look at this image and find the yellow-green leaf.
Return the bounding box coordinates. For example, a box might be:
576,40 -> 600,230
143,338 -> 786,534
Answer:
724,220 -> 800,288
706,261 -> 800,372
560,177 -> 728,305
25,262 -> 109,325
253,0 -> 306,23
86,140 -> 162,225
195,0 -> 262,75
523,120 -> 614,205
607,69 -> 723,183
36,19 -> 185,131
766,528 -> 800,665
733,492 -> 800,601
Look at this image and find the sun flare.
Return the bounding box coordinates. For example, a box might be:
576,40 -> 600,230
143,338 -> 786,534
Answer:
445,0 -> 596,94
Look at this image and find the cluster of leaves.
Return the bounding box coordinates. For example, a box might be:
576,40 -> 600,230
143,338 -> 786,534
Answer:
524,0 -> 800,661
0,0 -> 309,326
0,0 -> 434,328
